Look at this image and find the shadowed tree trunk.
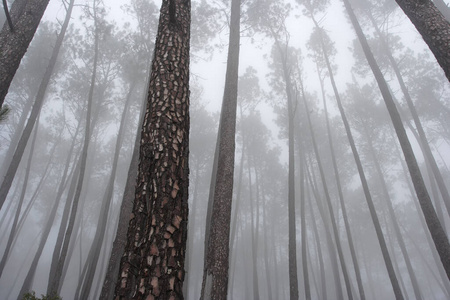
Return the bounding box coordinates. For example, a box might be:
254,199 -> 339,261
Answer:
200,0 -> 240,298
343,0 -> 450,281
394,0 -> 450,81
0,0 -> 74,210
114,0 -> 191,298
0,0 -> 50,108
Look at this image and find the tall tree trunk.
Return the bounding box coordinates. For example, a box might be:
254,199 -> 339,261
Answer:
298,153 -> 311,300
47,3 -> 99,294
343,0 -> 450,281
368,11 -> 450,219
302,95 -> 354,300
394,0 -> 450,81
364,125 -> 424,300
315,53 -> 366,300
0,114 -> 39,278
0,0 -> 50,108
306,183 -> 326,300
306,157 -> 344,300
0,0 -> 74,210
271,35 -> 299,300
77,82 -> 135,300
114,0 -> 191,298
200,0 -> 240,298
18,118 -> 81,299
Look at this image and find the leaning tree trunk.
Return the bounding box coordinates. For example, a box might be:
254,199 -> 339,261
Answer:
302,94 -> 354,300
368,11 -> 450,219
200,0 -> 240,298
0,0 -> 50,108
364,124 -> 424,300
0,116 -> 39,278
47,5 -> 99,295
432,0 -> 450,21
114,0 -> 191,298
394,0 -> 450,81
77,82 -> 135,300
0,0 -> 74,210
343,0 -> 450,281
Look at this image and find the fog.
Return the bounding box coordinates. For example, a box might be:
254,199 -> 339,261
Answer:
0,0 -> 450,299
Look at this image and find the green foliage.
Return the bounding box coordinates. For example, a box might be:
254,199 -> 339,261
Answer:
22,291 -> 62,300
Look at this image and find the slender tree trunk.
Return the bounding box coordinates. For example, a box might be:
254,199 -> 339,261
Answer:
394,0 -> 450,81
298,154 -> 311,300
0,0 -> 74,210
78,83 -> 135,300
0,115 -> 39,278
364,126 -> 423,300
302,95 -> 354,300
368,11 -> 450,218
306,158 -> 344,300
200,0 -> 240,298
0,0 -> 50,108
47,5 -> 99,295
315,54 -> 366,300
306,183 -> 326,300
114,0 -> 191,297
343,0 -> 450,280
18,120 -> 80,298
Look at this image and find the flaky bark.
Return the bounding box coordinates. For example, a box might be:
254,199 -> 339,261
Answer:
0,0 -> 50,108
394,0 -> 450,81
200,0 -> 240,298
114,0 -> 191,298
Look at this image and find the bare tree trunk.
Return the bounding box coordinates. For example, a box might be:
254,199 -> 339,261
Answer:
368,11 -> 450,219
47,3 -> 99,294
0,0 -> 50,108
0,0 -> 74,210
0,115 -> 39,278
114,0 -> 191,297
306,158 -> 344,300
394,0 -> 450,81
343,0 -> 450,281
364,126 -> 423,300
200,0 -> 240,298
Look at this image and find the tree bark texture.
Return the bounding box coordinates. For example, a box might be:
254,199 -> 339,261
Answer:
394,0 -> 450,81
200,0 -> 240,298
0,0 -> 50,108
114,0 -> 191,298
343,0 -> 450,283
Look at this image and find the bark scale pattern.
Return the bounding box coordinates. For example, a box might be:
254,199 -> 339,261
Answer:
0,0 -> 50,108
114,0 -> 190,299
395,0 -> 450,81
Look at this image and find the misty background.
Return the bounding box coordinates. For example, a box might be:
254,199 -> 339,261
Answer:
0,0 -> 450,299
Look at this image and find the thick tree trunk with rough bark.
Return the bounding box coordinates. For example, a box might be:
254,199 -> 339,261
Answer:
394,0 -> 450,81
0,0 -> 50,108
200,0 -> 239,298
343,0 -> 450,282
114,0 -> 190,298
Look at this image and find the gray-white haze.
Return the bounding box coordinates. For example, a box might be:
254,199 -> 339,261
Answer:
0,0 -> 450,299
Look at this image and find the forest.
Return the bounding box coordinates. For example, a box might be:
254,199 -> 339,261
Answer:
0,0 -> 450,299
